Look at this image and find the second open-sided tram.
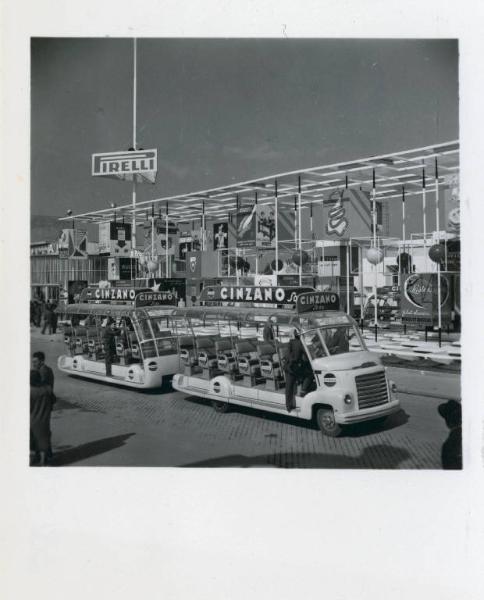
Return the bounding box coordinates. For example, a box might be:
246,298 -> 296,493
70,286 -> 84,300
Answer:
172,287 -> 400,436
56,287 -> 180,388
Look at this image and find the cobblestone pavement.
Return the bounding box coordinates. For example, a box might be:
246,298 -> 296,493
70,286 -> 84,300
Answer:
31,329 -> 460,469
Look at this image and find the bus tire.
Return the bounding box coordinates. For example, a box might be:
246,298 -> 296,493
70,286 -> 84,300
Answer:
212,400 -> 229,414
316,407 -> 343,437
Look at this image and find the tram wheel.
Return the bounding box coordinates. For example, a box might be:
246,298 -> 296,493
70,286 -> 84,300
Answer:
212,400 -> 229,413
316,408 -> 343,437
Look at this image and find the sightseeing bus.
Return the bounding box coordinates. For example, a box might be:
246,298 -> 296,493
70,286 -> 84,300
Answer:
56,286 -> 179,388
172,285 -> 400,436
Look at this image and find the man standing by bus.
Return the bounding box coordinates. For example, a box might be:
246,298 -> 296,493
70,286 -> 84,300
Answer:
103,317 -> 120,377
284,330 -> 312,412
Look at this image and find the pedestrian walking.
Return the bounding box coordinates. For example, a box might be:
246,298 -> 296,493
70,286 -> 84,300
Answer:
33,299 -> 42,327
103,317 -> 120,377
41,302 -> 53,334
438,400 -> 462,470
283,329 -> 313,413
50,302 -> 58,334
30,370 -> 54,466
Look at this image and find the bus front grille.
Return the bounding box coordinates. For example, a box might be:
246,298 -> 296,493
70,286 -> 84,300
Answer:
355,371 -> 389,409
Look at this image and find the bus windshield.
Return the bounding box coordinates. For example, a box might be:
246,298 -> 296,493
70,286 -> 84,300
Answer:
302,324 -> 365,358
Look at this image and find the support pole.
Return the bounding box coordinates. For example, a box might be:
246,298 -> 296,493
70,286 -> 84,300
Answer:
131,38 -> 137,279
275,179 -> 279,282
255,191 -> 259,277
372,168 -> 378,340
359,243 -> 364,329
346,242 -> 350,315
435,158 -> 442,346
165,202 -> 169,278
422,166 -> 427,271
298,175 -> 302,287
201,199 -> 205,252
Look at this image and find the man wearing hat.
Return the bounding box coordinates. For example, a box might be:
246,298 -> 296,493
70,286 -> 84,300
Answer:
438,400 -> 462,470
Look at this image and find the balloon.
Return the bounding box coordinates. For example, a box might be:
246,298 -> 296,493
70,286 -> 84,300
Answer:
366,246 -> 384,265
270,259 -> 284,272
292,250 -> 309,266
429,243 -> 445,264
147,259 -> 159,273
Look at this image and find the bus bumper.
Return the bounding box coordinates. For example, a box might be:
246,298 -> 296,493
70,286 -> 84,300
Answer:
336,399 -> 400,425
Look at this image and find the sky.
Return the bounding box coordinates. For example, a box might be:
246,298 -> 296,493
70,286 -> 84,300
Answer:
31,38 -> 458,222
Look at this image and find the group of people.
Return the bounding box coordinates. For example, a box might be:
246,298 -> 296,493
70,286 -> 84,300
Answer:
30,351 -> 55,466
30,298 -> 59,334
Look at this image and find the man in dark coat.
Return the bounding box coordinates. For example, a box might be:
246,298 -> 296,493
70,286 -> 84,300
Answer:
30,370 -> 53,466
438,400 -> 462,470
32,351 -> 55,460
283,330 -> 312,413
103,318 -> 120,377
32,351 -> 55,396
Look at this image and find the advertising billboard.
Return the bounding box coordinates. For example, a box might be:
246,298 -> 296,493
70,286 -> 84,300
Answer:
401,273 -> 452,326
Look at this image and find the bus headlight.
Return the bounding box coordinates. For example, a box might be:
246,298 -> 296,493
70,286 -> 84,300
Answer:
390,382 -> 397,393
344,394 -> 353,405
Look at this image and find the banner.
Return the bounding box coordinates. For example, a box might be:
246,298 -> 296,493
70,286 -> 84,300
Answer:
256,204 -> 275,247
98,222 -> 111,255
443,174 -> 460,235
323,188 -> 388,240
401,273 -> 452,325
213,222 -> 228,250
236,206 -> 257,248
68,229 -> 88,259
110,222 -> 132,256
186,251 -> 202,278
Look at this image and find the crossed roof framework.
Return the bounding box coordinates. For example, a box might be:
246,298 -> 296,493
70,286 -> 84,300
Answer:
60,140 -> 459,226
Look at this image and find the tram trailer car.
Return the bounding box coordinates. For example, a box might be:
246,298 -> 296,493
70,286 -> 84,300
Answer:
56,287 -> 179,389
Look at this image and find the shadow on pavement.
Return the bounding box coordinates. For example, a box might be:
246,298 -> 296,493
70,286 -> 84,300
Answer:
344,409 -> 410,437
51,433 -> 135,466
181,444 -> 414,469
183,395 -> 409,436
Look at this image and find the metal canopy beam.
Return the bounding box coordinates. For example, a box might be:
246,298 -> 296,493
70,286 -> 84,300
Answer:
60,140 -> 459,224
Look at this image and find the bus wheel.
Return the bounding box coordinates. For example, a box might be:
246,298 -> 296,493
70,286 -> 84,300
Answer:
212,400 -> 229,413
316,408 -> 343,437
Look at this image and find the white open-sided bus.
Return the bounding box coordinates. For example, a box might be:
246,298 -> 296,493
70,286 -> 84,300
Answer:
172,286 -> 400,436
56,286 -> 178,388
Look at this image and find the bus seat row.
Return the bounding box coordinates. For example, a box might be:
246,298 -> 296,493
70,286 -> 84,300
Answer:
179,335 -> 287,388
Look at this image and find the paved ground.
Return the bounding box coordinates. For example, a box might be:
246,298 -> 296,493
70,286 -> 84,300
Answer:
30,328 -> 461,469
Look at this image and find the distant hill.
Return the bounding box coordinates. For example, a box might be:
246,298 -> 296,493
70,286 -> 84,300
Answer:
31,215 -> 64,244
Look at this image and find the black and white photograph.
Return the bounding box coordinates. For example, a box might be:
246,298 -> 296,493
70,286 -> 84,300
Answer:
29,36 -> 463,469
3,2 -> 484,600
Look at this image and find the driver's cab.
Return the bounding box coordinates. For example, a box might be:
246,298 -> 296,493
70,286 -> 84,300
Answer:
298,312 -> 374,377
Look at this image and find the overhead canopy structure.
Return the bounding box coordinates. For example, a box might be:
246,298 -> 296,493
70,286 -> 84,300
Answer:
60,140 -> 459,225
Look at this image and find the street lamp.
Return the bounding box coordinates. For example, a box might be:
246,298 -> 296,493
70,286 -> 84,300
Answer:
66,209 -> 74,229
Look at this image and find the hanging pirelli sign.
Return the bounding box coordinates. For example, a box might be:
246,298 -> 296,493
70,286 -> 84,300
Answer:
92,149 -> 158,182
